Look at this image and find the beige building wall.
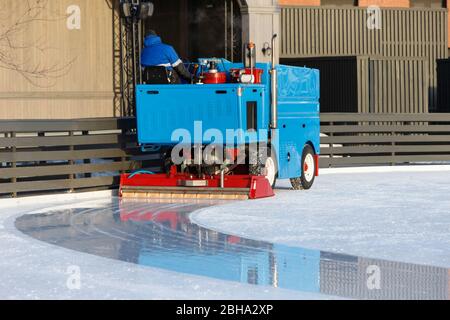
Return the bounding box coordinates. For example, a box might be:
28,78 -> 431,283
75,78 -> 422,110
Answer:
1,0 -> 448,119
0,0 -> 115,120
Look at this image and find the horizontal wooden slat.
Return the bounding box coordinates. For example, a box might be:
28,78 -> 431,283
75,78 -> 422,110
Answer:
0,134 -> 136,148
0,117 -> 136,132
321,135 -> 450,144
321,125 -> 450,134
0,177 -> 118,194
320,113 -> 450,122
0,162 -> 134,179
0,149 -> 132,162
320,155 -> 450,167
321,145 -> 450,155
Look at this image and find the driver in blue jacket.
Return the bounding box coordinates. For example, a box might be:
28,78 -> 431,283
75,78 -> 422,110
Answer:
141,30 -> 192,84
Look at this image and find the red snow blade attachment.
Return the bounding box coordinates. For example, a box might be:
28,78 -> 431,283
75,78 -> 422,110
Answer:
119,171 -> 274,200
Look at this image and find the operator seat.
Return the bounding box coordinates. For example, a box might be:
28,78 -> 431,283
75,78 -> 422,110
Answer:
142,66 -> 172,84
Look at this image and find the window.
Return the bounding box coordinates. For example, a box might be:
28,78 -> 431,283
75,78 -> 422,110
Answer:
246,102 -> 257,131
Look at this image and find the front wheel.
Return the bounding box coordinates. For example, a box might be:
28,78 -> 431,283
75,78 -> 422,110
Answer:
264,155 -> 278,188
249,146 -> 278,188
290,145 -> 316,190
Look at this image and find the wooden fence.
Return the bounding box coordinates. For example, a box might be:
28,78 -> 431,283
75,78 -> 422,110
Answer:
1,115 -> 450,197
0,118 -> 158,197
320,113 -> 450,168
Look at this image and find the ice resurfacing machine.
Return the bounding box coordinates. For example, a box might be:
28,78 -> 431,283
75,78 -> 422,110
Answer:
120,36 -> 320,200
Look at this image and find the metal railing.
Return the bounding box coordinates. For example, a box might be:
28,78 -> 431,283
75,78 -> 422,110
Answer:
320,113 -> 450,168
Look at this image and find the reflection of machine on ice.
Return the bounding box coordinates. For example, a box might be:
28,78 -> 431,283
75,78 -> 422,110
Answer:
13,201 -> 450,299
118,201 -> 320,290
118,201 -> 450,299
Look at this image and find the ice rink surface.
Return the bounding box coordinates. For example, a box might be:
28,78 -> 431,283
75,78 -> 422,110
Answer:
193,166 -> 450,268
0,195 -> 335,300
1,166 -> 450,300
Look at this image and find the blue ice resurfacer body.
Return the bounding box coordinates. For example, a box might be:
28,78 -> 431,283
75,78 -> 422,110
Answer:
135,62 -> 320,181
120,60 -> 320,200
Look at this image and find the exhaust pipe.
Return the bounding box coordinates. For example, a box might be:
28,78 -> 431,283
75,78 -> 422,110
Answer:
270,34 -> 278,129
220,169 -> 225,189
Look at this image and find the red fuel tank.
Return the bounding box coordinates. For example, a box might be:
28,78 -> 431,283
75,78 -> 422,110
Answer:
203,72 -> 227,84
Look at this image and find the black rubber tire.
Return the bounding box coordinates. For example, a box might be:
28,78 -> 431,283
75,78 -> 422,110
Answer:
248,147 -> 262,176
162,148 -> 174,173
290,144 -> 316,190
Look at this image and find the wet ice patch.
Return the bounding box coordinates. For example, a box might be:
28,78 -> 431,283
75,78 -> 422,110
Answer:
13,197 -> 450,300
28,199 -> 112,215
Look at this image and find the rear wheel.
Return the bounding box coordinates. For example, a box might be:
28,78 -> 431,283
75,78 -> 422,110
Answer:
290,145 -> 316,190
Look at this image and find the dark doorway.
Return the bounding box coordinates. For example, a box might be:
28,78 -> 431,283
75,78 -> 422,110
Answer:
144,0 -> 189,58
145,0 -> 242,62
282,57 -> 359,113
437,59 -> 450,113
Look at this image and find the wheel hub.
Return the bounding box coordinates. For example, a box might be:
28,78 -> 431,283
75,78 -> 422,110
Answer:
264,157 -> 276,186
304,154 -> 315,183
